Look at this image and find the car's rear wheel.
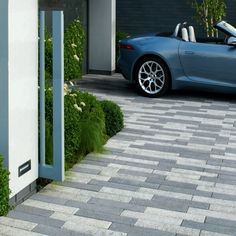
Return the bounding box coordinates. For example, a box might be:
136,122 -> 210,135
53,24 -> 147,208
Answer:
134,56 -> 170,98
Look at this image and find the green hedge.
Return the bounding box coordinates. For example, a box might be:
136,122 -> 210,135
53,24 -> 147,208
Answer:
64,19 -> 86,81
0,155 -> 10,216
100,100 -> 124,137
44,18 -> 85,82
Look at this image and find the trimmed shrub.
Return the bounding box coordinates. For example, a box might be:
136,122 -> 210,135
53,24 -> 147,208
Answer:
45,89 -> 105,170
0,155 -> 10,216
64,19 -> 86,81
100,100 -> 124,137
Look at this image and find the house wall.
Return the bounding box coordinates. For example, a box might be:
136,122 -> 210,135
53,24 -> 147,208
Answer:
117,0 -> 236,36
0,0 -> 38,198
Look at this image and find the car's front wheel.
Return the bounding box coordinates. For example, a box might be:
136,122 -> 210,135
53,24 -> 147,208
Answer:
134,56 -> 170,98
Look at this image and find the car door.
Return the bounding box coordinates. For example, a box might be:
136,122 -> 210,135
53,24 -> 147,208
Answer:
179,41 -> 236,87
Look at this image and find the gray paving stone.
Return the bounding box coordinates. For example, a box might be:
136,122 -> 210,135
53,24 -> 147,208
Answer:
7,211 -> 64,228
109,177 -> 160,189
88,179 -> 139,191
88,197 -> 146,213
117,169 -> 165,179
205,217 -> 236,229
146,177 -> 198,190
130,197 -> 189,212
109,222 -> 175,236
159,185 -> 212,197
212,193 -> 236,202
33,224 -> 89,236
71,166 -> 101,175
182,220 -> 236,235
152,195 -> 209,211
14,205 -> 54,217
65,200 -> 123,215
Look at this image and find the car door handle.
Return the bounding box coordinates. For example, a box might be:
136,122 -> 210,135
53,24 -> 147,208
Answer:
184,51 -> 195,55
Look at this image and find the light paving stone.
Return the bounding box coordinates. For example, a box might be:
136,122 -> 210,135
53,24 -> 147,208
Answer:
62,221 -> 127,236
197,185 -> 236,196
50,212 -> 112,229
171,168 -> 218,178
38,189 -> 91,203
66,171 -> 111,182
193,196 -> 236,207
22,199 -> 78,215
0,217 -> 37,231
200,231 -> 231,236
0,224 -> 45,236
100,187 -> 153,200
144,207 -> 205,223
108,163 -> 154,174
121,210 -> 182,225
135,219 -> 201,236
187,207 -> 236,221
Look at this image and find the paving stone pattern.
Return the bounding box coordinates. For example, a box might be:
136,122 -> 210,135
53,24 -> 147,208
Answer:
1,74 -> 236,236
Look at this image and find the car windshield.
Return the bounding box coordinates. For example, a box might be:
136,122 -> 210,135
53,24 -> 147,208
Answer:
217,21 -> 236,37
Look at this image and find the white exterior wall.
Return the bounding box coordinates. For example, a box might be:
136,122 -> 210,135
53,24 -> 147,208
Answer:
0,0 -> 38,197
89,0 -> 116,73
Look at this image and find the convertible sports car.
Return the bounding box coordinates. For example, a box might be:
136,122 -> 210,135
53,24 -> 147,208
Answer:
118,21 -> 236,97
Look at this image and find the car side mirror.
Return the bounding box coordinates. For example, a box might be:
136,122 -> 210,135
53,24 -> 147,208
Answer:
227,37 -> 236,46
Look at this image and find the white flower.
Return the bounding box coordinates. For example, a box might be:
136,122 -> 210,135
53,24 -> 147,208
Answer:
70,93 -> 77,97
48,88 -> 52,91
80,102 -> 86,107
71,43 -> 77,48
48,38 -> 52,42
69,81 -> 74,86
74,104 -> 82,112
73,55 -> 80,62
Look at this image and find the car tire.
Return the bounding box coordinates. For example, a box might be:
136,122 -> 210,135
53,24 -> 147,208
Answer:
134,56 -> 170,98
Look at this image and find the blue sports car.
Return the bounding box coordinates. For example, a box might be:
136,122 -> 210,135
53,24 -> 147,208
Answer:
118,21 -> 236,97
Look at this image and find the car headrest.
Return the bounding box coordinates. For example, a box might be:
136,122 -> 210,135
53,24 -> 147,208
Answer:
189,26 -> 196,42
182,28 -> 189,42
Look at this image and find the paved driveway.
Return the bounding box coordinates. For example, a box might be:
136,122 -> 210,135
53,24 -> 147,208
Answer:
1,74 -> 236,236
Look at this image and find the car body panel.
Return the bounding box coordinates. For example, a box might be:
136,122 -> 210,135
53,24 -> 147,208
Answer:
117,21 -> 236,95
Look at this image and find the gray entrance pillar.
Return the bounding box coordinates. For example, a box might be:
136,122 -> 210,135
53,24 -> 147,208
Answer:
88,0 -> 116,75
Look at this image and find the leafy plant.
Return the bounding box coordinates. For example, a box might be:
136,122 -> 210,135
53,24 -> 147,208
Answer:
0,155 -> 10,216
192,0 -> 226,37
64,19 -> 86,81
100,100 -> 124,137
